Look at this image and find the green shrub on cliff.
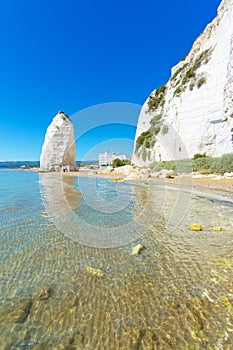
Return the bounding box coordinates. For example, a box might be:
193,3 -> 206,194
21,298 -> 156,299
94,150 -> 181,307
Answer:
182,68 -> 196,84
171,63 -> 188,80
150,114 -> 162,126
149,154 -> 233,174
172,48 -> 212,96
136,114 -> 163,153
147,85 -> 167,112
197,77 -> 207,88
135,131 -> 152,150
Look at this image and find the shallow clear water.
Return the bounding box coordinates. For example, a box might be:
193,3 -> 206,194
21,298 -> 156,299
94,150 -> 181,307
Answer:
0,170 -> 233,350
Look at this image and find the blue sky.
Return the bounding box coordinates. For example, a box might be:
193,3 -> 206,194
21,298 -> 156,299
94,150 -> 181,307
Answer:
0,0 -> 221,161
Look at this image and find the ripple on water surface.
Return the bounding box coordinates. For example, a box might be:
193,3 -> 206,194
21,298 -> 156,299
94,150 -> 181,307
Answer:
0,170 -> 233,349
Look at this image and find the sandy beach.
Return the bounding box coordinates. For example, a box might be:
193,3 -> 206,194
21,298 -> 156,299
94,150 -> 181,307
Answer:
60,170 -> 233,195
25,165 -> 233,196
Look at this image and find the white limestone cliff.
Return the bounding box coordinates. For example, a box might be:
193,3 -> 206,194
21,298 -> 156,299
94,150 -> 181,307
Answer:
40,111 -> 76,172
132,0 -> 233,166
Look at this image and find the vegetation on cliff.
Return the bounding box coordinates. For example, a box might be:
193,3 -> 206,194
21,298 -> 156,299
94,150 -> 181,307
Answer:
135,113 -> 167,162
172,48 -> 212,96
135,114 -> 163,151
147,85 -> 167,112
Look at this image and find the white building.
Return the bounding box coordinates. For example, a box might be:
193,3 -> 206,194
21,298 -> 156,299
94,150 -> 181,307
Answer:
98,152 -> 130,166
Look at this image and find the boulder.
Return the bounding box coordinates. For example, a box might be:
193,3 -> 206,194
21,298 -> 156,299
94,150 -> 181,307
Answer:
112,165 -> 133,175
191,172 -> 203,178
85,266 -> 105,278
156,169 -> 176,179
165,170 -> 176,179
224,172 -> 233,178
125,172 -> 140,181
132,244 -> 144,256
150,171 -> 160,178
190,223 -> 202,231
139,168 -> 151,175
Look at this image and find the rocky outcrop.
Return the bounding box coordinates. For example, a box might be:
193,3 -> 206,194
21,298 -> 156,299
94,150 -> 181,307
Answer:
40,111 -> 76,172
132,0 -> 233,166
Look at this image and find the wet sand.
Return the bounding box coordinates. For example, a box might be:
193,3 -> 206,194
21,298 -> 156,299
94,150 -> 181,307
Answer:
61,170 -> 233,196
189,176 -> 233,194
24,166 -> 233,196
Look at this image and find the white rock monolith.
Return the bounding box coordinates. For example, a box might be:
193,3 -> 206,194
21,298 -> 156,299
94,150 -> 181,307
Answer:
40,111 -> 76,172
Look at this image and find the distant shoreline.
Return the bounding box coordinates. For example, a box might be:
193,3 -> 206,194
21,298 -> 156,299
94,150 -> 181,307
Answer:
3,166 -> 233,196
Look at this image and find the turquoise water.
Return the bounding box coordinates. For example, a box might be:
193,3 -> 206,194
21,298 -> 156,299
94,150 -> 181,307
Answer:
0,170 -> 233,349
74,177 -> 135,227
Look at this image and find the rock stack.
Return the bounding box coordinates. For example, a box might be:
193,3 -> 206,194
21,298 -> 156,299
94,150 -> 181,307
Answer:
40,111 -> 76,172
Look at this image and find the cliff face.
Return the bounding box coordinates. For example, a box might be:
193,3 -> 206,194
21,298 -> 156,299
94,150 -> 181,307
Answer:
40,112 -> 76,172
132,0 -> 233,166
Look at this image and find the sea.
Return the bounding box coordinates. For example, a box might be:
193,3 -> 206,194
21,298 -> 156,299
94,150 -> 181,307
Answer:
0,169 -> 233,349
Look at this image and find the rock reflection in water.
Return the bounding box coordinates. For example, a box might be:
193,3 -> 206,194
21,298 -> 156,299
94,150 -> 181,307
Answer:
39,174 -> 144,247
